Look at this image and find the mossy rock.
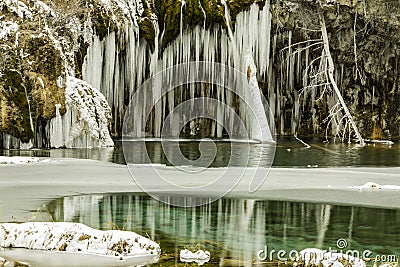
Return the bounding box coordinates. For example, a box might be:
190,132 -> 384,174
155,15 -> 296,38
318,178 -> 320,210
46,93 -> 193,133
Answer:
25,37 -> 64,81
30,73 -> 66,120
153,0 -> 259,50
0,73 -> 33,143
139,18 -> 156,51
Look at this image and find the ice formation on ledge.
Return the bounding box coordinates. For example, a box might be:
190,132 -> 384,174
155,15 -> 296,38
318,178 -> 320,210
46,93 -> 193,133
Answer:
243,52 -> 273,142
0,134 -> 33,150
295,248 -> 366,267
49,77 -> 114,148
0,156 -> 39,164
352,182 -> 400,191
180,249 -> 210,265
82,2 -> 273,140
0,222 -> 160,267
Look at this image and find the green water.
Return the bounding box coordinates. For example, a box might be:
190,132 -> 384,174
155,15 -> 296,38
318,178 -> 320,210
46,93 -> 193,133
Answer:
47,194 -> 400,266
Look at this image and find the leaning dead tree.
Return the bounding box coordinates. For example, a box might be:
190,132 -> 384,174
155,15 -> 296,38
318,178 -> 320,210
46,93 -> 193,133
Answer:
280,10 -> 365,146
319,12 -> 365,146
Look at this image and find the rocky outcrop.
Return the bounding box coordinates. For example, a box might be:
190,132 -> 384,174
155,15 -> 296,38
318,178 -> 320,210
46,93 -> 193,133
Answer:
268,0 -> 400,139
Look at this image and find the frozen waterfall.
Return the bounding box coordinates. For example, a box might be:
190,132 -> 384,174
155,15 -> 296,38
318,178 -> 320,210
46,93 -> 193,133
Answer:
81,1 -> 273,142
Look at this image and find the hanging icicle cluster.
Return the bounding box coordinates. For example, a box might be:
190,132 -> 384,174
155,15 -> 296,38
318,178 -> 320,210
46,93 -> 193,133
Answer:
82,1 -> 272,140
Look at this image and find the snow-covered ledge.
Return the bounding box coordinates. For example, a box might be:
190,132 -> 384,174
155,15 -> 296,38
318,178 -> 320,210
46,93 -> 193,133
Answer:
0,222 -> 160,267
48,77 -> 114,148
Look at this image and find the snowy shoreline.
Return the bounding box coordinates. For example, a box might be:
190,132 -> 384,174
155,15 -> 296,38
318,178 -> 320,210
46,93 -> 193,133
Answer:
0,222 -> 160,267
0,158 -> 399,222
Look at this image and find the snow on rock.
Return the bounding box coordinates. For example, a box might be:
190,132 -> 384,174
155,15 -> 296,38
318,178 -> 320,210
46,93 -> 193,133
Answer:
49,77 -> 114,148
0,21 -> 18,40
0,0 -> 32,20
180,249 -> 210,265
0,156 -> 39,164
352,182 -> 400,191
295,248 -> 366,267
33,1 -> 56,17
0,222 -> 160,267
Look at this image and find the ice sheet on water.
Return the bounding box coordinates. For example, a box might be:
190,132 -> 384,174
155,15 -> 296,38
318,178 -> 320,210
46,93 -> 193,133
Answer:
352,182 -> 400,191
0,156 -> 39,164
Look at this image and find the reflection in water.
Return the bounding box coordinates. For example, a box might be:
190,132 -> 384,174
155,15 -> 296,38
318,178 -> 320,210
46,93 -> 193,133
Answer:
0,147 -> 115,162
1,138 -> 399,167
123,141 -> 275,167
48,195 -> 400,266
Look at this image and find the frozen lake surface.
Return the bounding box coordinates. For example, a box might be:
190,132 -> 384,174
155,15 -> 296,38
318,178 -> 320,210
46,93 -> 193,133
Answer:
0,138 -> 399,266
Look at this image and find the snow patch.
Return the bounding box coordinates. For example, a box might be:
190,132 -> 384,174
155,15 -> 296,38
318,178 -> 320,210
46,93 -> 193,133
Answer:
0,0 -> 32,19
0,222 -> 160,267
33,1 -> 55,17
180,249 -> 210,265
365,139 -> 395,145
295,248 -> 366,267
0,156 -> 39,164
352,182 -> 400,191
0,21 -> 18,40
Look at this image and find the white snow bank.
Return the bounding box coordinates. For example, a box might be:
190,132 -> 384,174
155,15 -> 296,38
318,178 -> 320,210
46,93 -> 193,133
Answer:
295,248 -> 366,267
180,249 -> 210,265
352,182 -> 400,191
49,77 -> 114,148
0,222 -> 160,267
0,156 -> 39,164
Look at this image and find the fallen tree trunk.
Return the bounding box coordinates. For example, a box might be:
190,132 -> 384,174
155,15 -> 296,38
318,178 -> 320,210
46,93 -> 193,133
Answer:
319,12 -> 365,146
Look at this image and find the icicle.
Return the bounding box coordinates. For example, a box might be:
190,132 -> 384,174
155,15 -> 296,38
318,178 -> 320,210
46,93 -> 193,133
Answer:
221,0 -> 238,56
180,0 -> 186,45
80,2 -> 273,141
49,104 -> 64,148
20,82 -> 34,137
82,35 -> 103,91
316,205 -> 331,248
198,0 -> 206,29
243,53 -> 273,142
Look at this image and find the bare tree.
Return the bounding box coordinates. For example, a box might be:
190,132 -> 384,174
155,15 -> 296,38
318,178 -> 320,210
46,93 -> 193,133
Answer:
280,8 -> 365,146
